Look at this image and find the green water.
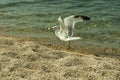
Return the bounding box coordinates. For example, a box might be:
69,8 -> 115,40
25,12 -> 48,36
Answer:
0,0 -> 120,49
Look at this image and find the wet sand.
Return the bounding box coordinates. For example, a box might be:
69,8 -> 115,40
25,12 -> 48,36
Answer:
0,35 -> 120,80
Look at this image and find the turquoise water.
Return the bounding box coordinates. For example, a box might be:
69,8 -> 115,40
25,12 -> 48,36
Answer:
0,0 -> 120,48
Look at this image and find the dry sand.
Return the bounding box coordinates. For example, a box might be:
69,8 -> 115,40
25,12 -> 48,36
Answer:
0,35 -> 120,80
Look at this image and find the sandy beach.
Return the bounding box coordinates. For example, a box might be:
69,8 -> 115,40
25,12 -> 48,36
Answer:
0,35 -> 120,80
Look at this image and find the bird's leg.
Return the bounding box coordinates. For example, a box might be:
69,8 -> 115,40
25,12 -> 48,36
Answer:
68,41 -> 71,49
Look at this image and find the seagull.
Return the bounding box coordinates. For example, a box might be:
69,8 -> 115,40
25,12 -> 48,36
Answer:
49,15 -> 90,48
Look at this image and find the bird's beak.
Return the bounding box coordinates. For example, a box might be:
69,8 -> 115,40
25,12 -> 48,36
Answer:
48,26 -> 57,31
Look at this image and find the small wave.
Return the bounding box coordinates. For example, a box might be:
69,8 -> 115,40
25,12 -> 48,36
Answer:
0,14 -> 22,19
0,1 -> 40,9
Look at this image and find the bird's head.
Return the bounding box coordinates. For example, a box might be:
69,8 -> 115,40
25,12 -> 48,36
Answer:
48,26 -> 58,31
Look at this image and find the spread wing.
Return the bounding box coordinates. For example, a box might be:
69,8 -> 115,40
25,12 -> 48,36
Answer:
64,15 -> 90,29
58,16 -> 67,33
64,15 -> 90,36
58,16 -> 73,37
64,15 -> 75,28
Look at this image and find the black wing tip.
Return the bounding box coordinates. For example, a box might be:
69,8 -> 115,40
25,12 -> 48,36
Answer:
74,15 -> 80,18
81,15 -> 91,21
74,15 -> 91,21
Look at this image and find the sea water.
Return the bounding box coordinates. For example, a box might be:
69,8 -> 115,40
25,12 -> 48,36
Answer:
0,0 -> 120,49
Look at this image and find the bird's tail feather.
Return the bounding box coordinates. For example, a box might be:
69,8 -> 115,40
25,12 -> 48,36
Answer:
65,37 -> 80,41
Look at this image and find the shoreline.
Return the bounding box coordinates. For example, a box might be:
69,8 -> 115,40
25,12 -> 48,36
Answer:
0,34 -> 120,60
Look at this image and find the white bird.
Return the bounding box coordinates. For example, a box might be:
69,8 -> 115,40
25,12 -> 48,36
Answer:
49,15 -> 90,48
